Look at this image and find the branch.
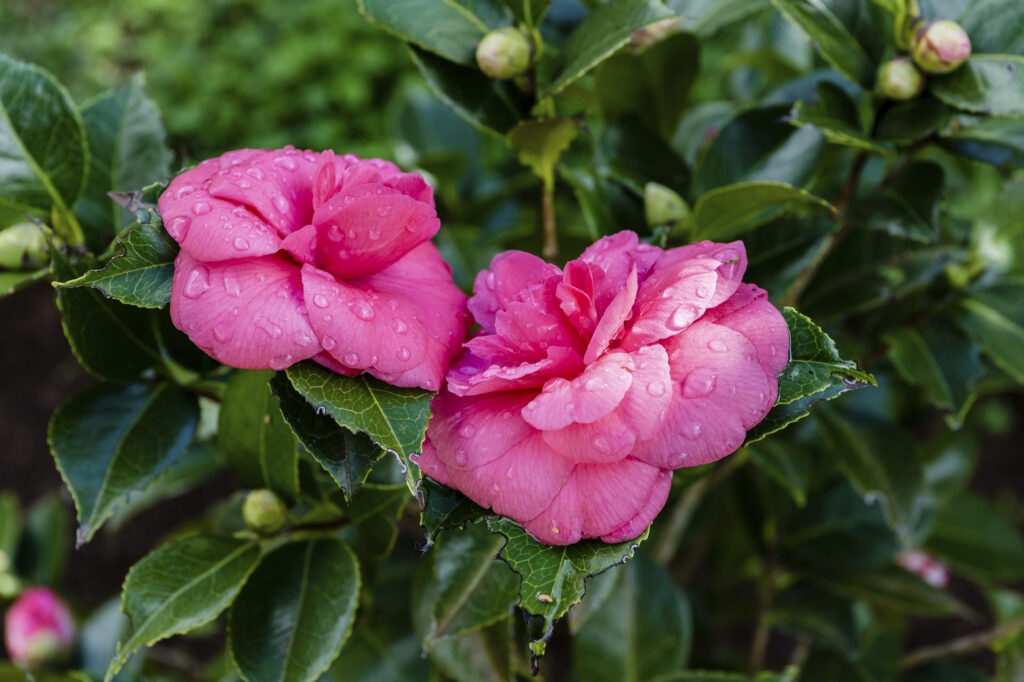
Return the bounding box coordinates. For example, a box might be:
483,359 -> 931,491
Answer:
900,617 -> 1024,670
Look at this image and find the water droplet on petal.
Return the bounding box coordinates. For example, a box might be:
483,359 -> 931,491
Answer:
647,381 -> 666,397
274,156 -> 297,171
321,336 -> 337,350
313,294 -> 329,308
346,228 -> 357,240
668,304 -> 697,331
233,237 -> 250,251
255,318 -> 283,338
454,450 -> 469,467
696,285 -> 710,299
237,179 -> 251,189
593,436 -> 612,454
223,271 -> 241,297
344,352 -> 360,366
708,339 -> 728,352
368,229 -> 381,240
485,271 -> 496,291
327,225 -> 343,242
350,300 -> 375,320
167,216 -> 191,239
246,167 -> 265,181
683,368 -> 717,398
213,325 -> 233,342
393,319 -> 408,334
293,331 -> 313,345
269,354 -> 293,370
397,346 -> 411,361
175,184 -> 196,198
272,194 -> 290,214
459,424 -> 477,439
375,205 -> 391,218
183,266 -> 210,298
191,201 -> 212,216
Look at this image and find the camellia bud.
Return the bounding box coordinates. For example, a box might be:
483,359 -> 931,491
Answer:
0,223 -> 47,270
242,489 -> 288,534
878,57 -> 925,100
476,27 -> 531,80
912,20 -> 971,74
3,587 -> 75,668
644,182 -> 690,227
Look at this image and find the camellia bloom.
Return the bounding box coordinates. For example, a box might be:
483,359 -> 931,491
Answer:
159,147 -> 468,390
416,231 -> 789,545
4,587 -> 75,668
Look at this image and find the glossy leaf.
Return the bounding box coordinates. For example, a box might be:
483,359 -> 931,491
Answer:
108,535 -> 261,678
958,0 -> 1024,56
506,118 -> 578,188
427,522 -> 519,644
408,46 -> 526,136
771,0 -> 875,86
787,83 -> 892,156
229,538 -> 360,682
285,361 -> 434,499
501,0 -> 550,26
539,0 -> 675,98
418,478 -> 489,550
575,555 -> 692,682
485,516 -> 648,656
940,116 -> 1024,169
925,491 -> 1024,582
56,211 -> 177,309
0,491 -> 19,567
357,0 -> 509,65
0,54 -> 87,217
0,267 -> 49,299
218,369 -> 299,504
668,0 -> 771,37
929,55 -> 1024,118
885,328 -> 954,409
48,381 -> 199,544
959,281 -> 1024,385
692,181 -> 834,241
13,493 -> 71,587
813,564 -> 969,617
75,75 -> 172,249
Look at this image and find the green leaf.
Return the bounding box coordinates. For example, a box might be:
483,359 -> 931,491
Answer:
692,181 -> 835,241
426,523 -> 519,645
218,369 -> 299,504
925,491 -> 1024,582
426,619 -> 513,682
51,246 -> 162,381
959,281 -> 1024,385
501,0 -> 551,26
13,493 -> 71,587
768,586 -> 857,654
813,564 -> 969,617
851,161 -> 943,243
885,328 -> 953,409
0,54 -> 87,220
815,407 -> 924,543
229,538 -> 360,682
574,555 -> 692,682
771,0 -> 876,85
270,373 -> 384,502
787,83 -> 893,156
285,361 -> 434,500
929,55 -> 1024,118
75,75 -> 172,249
506,118 -> 578,189
940,116 -> 1024,169
749,438 -> 815,506
419,478 -> 489,550
408,46 -> 527,136
595,31 -> 700,139
358,0 -> 509,65
108,535 -> 261,679
56,212 -> 177,309
48,381 -> 199,545
958,0 -> 1024,56
667,0 -> 771,37
0,491 -> 19,569
0,267 -> 48,299
485,516 -> 649,656
694,106 -> 824,196
657,672 -> 798,682
539,0 -> 676,99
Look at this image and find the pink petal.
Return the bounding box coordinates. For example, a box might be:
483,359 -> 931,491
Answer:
170,252 -> 321,369
312,187 -> 439,279
556,261 -> 598,338
630,320 -> 774,469
468,251 -> 562,332
311,351 -> 361,377
280,224 -> 317,265
412,440 -> 453,487
541,412 -> 637,463
427,389 -> 536,472
493,300 -> 582,362
447,345 -> 583,397
578,231 -> 660,314
159,187 -> 283,262
601,468 -> 673,543
584,265 -> 638,364
523,351 -> 634,430
702,283 -> 790,381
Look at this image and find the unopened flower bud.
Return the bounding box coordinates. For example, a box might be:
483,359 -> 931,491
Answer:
644,182 -> 690,227
476,27 -> 531,80
897,549 -> 949,588
3,587 -> 75,668
878,57 -> 925,100
242,489 -> 287,534
913,20 -> 971,74
0,223 -> 47,270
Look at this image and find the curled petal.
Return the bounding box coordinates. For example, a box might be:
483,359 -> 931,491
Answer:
702,283 -> 790,381
585,265 -> 638,364
578,230 -> 660,314
159,187 -> 282,262
170,252 -> 321,369
412,440 -> 453,487
469,251 -> 561,332
447,346 -> 583,397
427,390 -> 536,472
601,469 -> 673,543
523,351 -> 634,430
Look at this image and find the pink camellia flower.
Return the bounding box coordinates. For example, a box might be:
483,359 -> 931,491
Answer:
4,587 -> 75,668
897,549 -> 950,588
159,147 -> 469,390
415,231 -> 789,545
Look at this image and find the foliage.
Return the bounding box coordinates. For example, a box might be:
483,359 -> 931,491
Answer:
2,0 -> 1024,681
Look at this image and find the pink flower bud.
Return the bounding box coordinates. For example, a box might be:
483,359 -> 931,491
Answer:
878,57 -> 925,100
913,20 -> 971,74
897,549 -> 950,588
4,588 -> 75,668
476,27 -> 531,80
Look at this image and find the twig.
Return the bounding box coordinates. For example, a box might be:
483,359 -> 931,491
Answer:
541,182 -> 557,261
900,617 -> 1024,669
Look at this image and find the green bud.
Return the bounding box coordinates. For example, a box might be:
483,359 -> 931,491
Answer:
242,489 -> 287,534
644,182 -> 690,227
0,572 -> 19,598
913,20 -> 971,74
878,57 -> 925,100
476,27 -> 531,80
0,223 -> 47,270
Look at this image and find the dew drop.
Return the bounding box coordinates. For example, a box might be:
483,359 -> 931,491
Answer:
668,304 -> 697,331
255,318 -> 283,338
223,272 -> 242,297
708,339 -> 728,352
459,424 -> 477,439
175,184 -> 196,198
375,205 -> 391,218
272,194 -> 290,214
647,381 -> 666,397
183,266 -> 210,298
233,236 -> 250,251
393,319 -> 408,334
327,225 -> 343,242
167,216 -> 191,239
313,294 -> 329,308
213,325 -> 233,343
368,229 -> 381,240
683,368 -> 717,398
593,436 -> 612,454
237,179 -> 251,189
274,156 -> 297,171
191,201 -> 212,216
485,271 -> 496,291
344,352 -> 360,366
454,450 -> 469,467
397,346 -> 411,361
269,354 -> 293,370
293,331 -> 314,345
696,285 -> 710,299
321,336 -> 337,350
246,167 -> 265,181
350,301 -> 375,321
346,228 -> 357,240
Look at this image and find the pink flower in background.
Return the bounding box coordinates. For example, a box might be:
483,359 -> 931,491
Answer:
416,231 -> 789,545
159,147 -> 468,391
897,549 -> 950,588
4,587 -> 75,668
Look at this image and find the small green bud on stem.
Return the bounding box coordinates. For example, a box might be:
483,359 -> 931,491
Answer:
913,20 -> 971,74
878,57 -> 925,100
242,489 -> 288,534
644,182 -> 690,228
476,27 -> 531,80
0,223 -> 47,270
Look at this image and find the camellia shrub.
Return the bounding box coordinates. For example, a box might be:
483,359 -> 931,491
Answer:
2,0 -> 1024,680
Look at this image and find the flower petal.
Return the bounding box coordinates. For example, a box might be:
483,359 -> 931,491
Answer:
468,251 -> 562,332
702,283 -> 790,381
427,390 -> 536,472
601,468 -> 673,543
579,231 -> 660,314
159,187 -> 283,262
523,351 -> 634,430
412,440 -> 453,487
170,252 -> 321,369
584,265 -> 638,364
447,345 -> 583,397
